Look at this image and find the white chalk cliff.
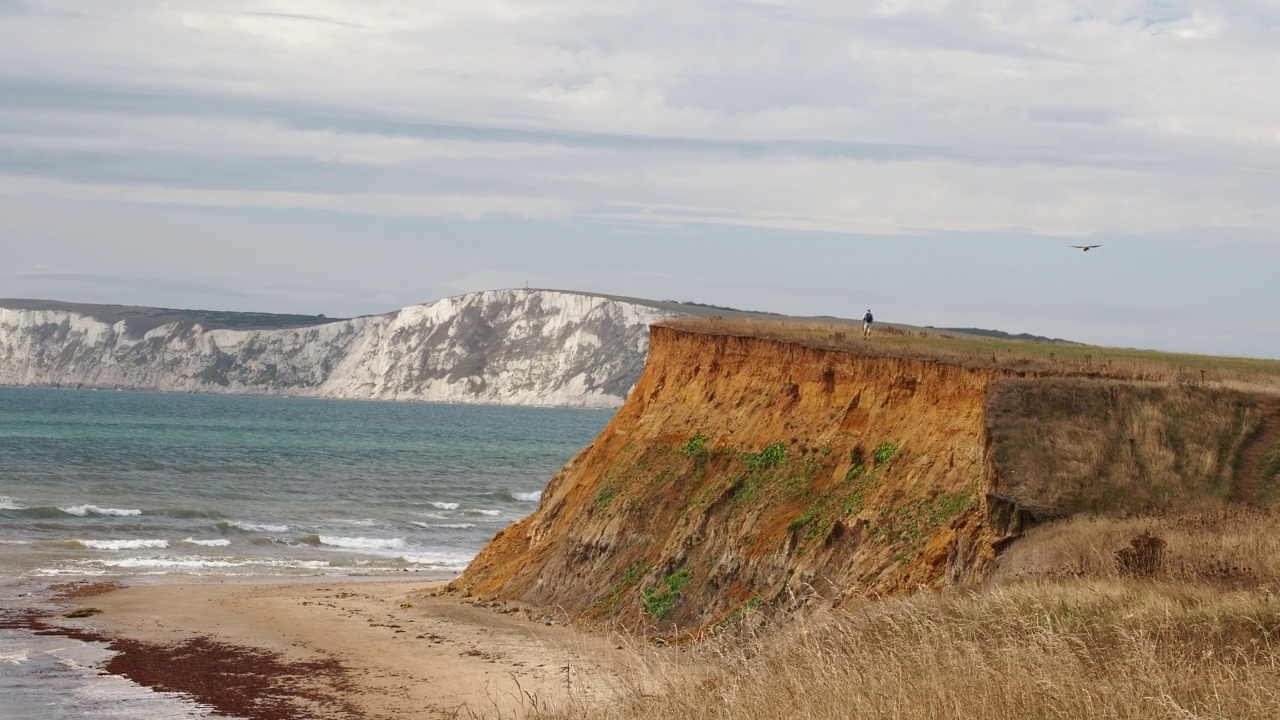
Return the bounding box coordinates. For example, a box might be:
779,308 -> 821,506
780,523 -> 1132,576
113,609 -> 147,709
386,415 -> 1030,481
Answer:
0,290 -> 679,408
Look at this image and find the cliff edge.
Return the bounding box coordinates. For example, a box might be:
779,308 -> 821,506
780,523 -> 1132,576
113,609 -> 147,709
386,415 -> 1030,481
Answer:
450,321 -> 1280,638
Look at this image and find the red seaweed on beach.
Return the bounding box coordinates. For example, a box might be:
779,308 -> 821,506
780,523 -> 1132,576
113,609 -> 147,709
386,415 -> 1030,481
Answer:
100,636 -> 363,720
17,610 -> 363,720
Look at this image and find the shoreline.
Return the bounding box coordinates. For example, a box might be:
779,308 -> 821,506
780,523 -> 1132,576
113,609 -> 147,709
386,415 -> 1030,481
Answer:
36,576 -> 642,719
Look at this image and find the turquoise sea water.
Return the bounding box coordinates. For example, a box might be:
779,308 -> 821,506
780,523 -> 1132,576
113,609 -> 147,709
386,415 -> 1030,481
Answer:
0,387 -> 612,579
0,387 -> 614,718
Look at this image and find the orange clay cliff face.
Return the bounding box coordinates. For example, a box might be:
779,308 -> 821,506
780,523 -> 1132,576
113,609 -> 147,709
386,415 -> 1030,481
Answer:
449,325 -> 1277,638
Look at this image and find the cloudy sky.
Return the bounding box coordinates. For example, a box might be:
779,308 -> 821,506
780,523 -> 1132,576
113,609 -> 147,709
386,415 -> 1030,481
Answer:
1,1 -> 1277,357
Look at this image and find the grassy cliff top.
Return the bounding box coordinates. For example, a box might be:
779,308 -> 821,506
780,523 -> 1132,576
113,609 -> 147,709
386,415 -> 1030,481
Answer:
659,315 -> 1280,394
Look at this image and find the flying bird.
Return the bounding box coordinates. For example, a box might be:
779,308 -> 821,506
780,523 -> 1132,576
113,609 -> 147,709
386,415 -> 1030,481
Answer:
1071,245 -> 1102,252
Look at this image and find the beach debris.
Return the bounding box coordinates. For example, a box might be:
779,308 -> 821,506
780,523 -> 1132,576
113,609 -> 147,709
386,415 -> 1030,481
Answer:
62,607 -> 103,618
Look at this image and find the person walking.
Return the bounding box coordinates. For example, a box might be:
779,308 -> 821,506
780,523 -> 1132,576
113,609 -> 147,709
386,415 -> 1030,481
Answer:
862,309 -> 873,338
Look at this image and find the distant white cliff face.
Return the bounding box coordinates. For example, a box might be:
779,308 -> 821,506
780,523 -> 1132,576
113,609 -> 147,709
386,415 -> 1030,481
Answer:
0,290 -> 675,408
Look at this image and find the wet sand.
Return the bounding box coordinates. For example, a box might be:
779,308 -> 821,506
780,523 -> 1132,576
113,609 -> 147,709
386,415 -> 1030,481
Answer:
46,578 -> 644,719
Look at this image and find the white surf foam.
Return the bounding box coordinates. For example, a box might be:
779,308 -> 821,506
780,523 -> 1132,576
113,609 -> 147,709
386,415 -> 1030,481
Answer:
32,568 -> 110,576
229,520 -> 289,533
0,496 -> 23,510
429,501 -> 459,510
318,536 -> 406,550
93,556 -> 332,571
182,538 -> 231,547
466,509 -> 503,517
61,505 -> 142,517
401,551 -> 474,570
513,491 -> 542,502
0,648 -> 30,665
410,521 -> 477,530
80,539 -> 169,551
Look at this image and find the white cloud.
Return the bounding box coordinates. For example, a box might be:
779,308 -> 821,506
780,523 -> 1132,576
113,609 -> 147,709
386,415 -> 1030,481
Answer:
0,110 -> 578,164
0,176 -> 576,219
2,0 -> 1280,348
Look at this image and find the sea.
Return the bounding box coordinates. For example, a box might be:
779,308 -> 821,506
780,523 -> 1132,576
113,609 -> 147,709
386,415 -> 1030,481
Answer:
0,386 -> 614,719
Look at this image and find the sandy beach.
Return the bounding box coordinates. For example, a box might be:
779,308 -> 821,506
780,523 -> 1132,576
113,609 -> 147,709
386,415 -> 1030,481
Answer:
44,578 -> 644,720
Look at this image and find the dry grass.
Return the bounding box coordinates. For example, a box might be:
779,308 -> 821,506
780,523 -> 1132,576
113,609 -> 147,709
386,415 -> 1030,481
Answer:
537,583 -> 1280,719
660,316 -> 1280,394
991,504 -> 1280,587
986,379 -> 1265,517
507,507 -> 1280,720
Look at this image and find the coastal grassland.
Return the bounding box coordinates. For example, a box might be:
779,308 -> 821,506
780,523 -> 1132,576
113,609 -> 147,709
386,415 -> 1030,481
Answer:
528,505 -> 1280,720
987,379 -> 1267,515
989,504 -> 1280,584
660,316 -> 1280,394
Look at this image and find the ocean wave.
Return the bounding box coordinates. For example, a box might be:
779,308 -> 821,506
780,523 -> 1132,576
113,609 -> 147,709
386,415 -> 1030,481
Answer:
0,648 -> 30,665
401,552 -> 474,570
464,509 -> 503,517
152,508 -> 225,520
182,538 -> 232,547
429,502 -> 459,510
0,496 -> 23,510
492,489 -> 543,503
80,539 -> 169,551
317,535 -> 407,550
6,506 -> 72,520
93,557 -> 332,571
33,568 -> 110,577
251,536 -> 311,548
61,505 -> 142,517
410,521 -> 477,530
221,520 -> 289,533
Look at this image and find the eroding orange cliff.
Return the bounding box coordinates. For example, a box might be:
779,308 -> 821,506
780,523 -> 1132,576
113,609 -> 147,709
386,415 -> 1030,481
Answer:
450,325 -> 1277,638
452,326 -> 1011,635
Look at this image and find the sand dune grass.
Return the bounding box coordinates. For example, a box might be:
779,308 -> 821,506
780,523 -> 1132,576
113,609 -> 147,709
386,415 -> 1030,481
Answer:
517,506 -> 1280,720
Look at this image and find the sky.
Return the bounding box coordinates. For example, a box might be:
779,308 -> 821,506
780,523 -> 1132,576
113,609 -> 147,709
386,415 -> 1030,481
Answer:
1,1 -> 1278,358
